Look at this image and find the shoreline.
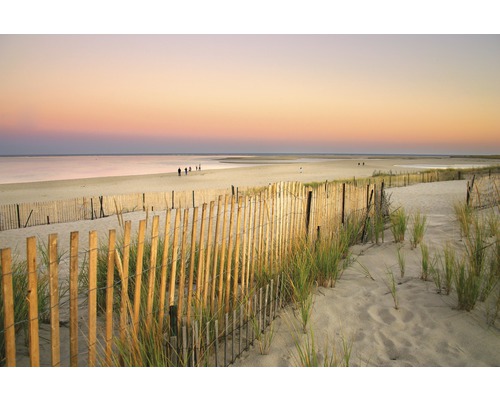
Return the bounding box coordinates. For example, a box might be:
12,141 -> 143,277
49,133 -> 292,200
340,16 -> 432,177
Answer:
1,155 -> 499,205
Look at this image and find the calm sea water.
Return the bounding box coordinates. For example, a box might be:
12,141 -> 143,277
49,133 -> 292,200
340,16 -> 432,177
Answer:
0,154 -> 330,184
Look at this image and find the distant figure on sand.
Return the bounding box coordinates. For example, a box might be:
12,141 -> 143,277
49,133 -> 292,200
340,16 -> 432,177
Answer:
178,168 -> 181,176
185,167 -> 188,175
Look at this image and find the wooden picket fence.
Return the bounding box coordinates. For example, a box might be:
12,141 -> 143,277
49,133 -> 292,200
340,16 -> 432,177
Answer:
0,169 -> 463,232
467,174 -> 500,210
1,180 -> 381,367
0,187 -> 236,231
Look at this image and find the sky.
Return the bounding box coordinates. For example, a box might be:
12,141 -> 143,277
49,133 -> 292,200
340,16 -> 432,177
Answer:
1,34 -> 499,155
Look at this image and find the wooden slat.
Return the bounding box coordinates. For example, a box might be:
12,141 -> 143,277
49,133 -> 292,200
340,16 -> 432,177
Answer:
224,196 -> 236,313
158,209 -> 171,332
195,204 -> 207,304
88,231 -> 98,367
186,207 -> 199,326
202,201 -> 215,308
119,221 -> 131,342
216,195 -> 229,314
133,220 -> 146,330
240,196 -> 249,298
168,209 -> 181,306
177,209 -> 189,323
264,196 -> 270,273
257,194 -> 265,278
48,233 -> 61,366
248,196 -> 258,294
146,215 -> 160,331
105,229 -> 116,365
1,248 -> 16,366
269,188 -> 275,273
210,196 -> 223,313
232,197 -> 243,309
27,236 -> 40,367
69,231 -> 79,367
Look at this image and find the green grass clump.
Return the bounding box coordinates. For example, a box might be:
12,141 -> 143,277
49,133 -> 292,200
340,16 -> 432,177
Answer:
285,242 -> 315,333
451,210 -> 500,311
430,255 -> 443,294
420,243 -> 430,281
372,212 -> 386,245
313,235 -> 345,288
454,201 -> 473,238
390,208 -> 408,243
410,211 -> 427,249
442,243 -> 455,295
396,246 -> 405,278
385,268 -> 399,310
453,258 -> 481,311
292,327 -> 353,367
251,316 -> 276,355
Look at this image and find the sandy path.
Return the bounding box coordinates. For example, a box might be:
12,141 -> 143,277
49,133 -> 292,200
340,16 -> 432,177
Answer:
233,180 -> 500,367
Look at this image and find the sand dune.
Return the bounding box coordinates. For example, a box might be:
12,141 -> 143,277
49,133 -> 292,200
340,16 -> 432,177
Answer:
233,181 -> 500,367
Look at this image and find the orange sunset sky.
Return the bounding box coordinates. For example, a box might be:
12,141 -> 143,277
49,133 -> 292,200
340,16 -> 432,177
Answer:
1,34 -> 499,155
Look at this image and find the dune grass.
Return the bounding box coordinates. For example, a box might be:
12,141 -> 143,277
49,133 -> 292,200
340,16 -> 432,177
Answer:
385,268 -> 399,310
396,246 -> 405,278
410,210 -> 427,249
442,243 -> 455,295
292,327 -> 353,367
454,201 -> 473,238
420,243 -> 430,281
390,208 -> 408,243
285,243 -> 315,333
449,204 -> 499,312
251,316 -> 276,355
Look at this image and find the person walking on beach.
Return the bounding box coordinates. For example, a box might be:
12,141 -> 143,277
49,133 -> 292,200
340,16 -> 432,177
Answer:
178,168 -> 181,176
185,167 -> 188,175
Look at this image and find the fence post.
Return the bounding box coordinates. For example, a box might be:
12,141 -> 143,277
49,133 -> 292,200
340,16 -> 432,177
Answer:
341,183 -> 346,225
16,204 -> 21,228
305,189 -> 313,237
380,181 -> 385,214
48,233 -> 61,367
27,237 -> 40,367
1,248 -> 16,366
99,196 -> 106,218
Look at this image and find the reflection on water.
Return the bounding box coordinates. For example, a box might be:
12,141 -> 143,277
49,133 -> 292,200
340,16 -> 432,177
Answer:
0,155 -> 246,184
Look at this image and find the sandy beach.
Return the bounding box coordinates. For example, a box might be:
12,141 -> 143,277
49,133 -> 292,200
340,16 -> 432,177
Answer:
1,155 -> 499,369
1,155 -> 498,205
233,180 -> 500,367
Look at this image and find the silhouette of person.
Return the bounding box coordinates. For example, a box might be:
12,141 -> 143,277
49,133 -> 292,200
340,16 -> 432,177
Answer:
185,167 -> 188,175
178,168 -> 181,176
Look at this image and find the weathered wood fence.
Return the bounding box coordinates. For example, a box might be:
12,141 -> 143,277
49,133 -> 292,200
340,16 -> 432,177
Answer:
1,180 -> 378,367
0,187 -> 234,231
467,174 -> 500,209
0,169 -> 465,231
